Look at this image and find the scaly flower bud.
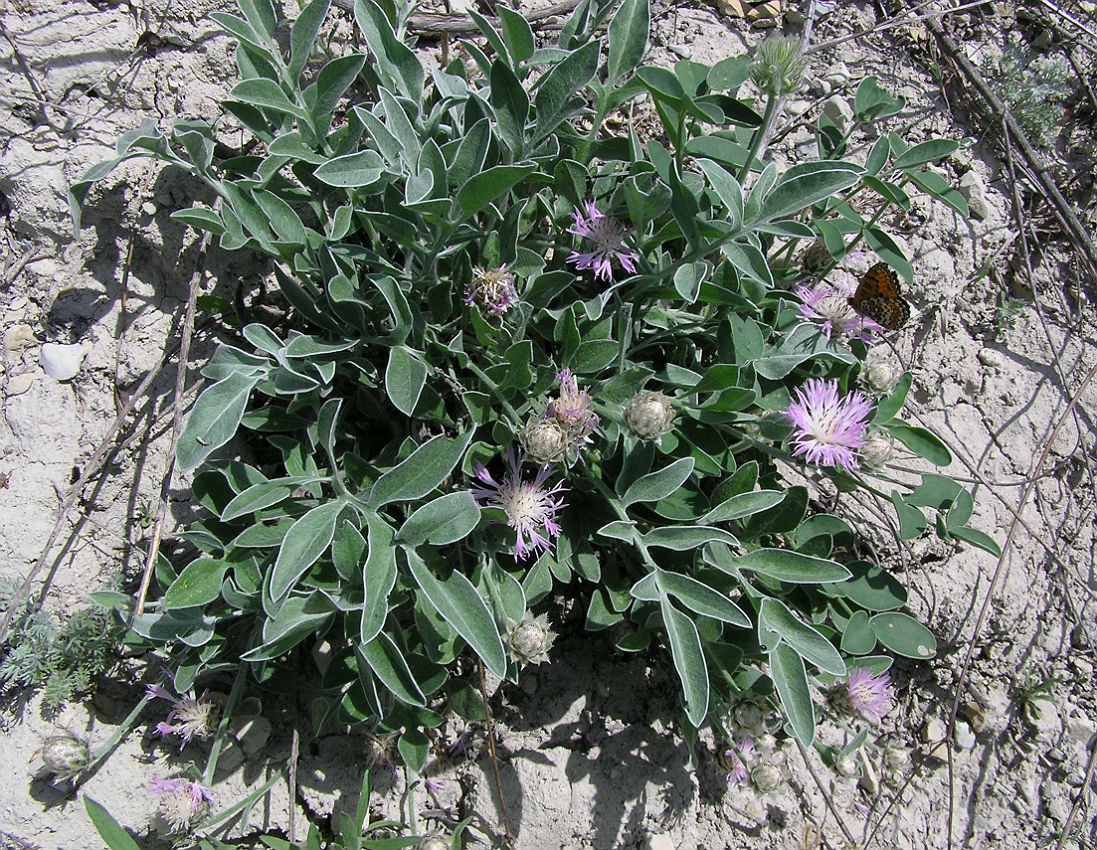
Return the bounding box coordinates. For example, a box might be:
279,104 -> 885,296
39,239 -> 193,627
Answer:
504,611 -> 556,667
38,733 -> 90,780
750,35 -> 806,97
519,417 -> 570,465
624,391 -> 676,441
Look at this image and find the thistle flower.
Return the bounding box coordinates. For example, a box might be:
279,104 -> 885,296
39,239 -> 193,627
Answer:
519,417 -> 570,465
834,668 -> 895,724
750,34 -> 806,97
465,265 -> 518,315
146,683 -> 216,749
504,610 -> 556,666
547,369 -> 599,442
784,378 -> 872,471
623,390 -> 676,441
719,736 -> 755,785
860,348 -> 901,395
797,277 -> 881,342
37,732 -> 90,780
566,201 -> 639,282
469,449 -> 567,560
150,778 -> 214,833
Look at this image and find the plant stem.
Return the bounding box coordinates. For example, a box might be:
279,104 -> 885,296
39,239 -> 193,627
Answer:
736,95 -> 778,184
202,665 -> 248,785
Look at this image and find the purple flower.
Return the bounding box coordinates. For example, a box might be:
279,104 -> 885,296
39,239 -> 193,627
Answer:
566,201 -> 639,282
465,265 -> 518,315
722,737 -> 755,785
797,276 -> 882,342
150,778 -> 214,832
841,668 -> 895,724
469,449 -> 567,560
784,378 -> 873,471
146,683 -> 216,749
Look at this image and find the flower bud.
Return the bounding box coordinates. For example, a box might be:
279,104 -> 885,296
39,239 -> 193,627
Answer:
834,754 -> 859,778
418,835 -> 450,850
750,763 -> 782,793
860,349 -> 901,395
623,391 -> 676,441
884,745 -> 911,772
505,611 -> 556,666
40,733 -> 90,778
519,417 -> 569,464
860,432 -> 895,469
750,35 -> 806,97
733,701 -> 766,735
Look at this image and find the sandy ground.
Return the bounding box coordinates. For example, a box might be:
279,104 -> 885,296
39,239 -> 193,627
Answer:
1,1 -> 1095,848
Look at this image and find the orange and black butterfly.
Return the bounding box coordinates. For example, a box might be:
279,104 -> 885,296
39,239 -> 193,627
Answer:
848,262 -> 911,331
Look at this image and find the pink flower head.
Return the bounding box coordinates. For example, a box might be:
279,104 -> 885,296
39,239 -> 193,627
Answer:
796,277 -> 882,342
566,201 -> 639,282
843,668 -> 895,724
464,265 -> 518,315
146,683 -> 216,749
150,778 -> 214,831
784,378 -> 873,471
722,736 -> 755,785
469,449 -> 568,560
547,369 -> 599,439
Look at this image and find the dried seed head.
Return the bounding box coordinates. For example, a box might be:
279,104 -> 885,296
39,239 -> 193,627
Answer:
39,733 -> 90,779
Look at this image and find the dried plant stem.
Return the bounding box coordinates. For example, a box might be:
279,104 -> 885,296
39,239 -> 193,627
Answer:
134,218 -> 214,616
1055,733 -> 1097,850
477,659 -> 513,846
793,738 -> 857,848
920,9 -> 1097,284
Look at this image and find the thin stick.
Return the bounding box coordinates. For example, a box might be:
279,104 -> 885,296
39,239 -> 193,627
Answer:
1054,733 -> 1097,850
793,738 -> 858,848
331,0 -> 581,35
477,659 -> 513,846
134,219 -> 213,616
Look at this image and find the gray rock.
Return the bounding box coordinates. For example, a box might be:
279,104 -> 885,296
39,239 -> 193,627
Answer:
234,716 -> 272,758
645,834 -> 675,850
822,95 -> 854,135
977,348 -> 1003,368
959,171 -> 990,220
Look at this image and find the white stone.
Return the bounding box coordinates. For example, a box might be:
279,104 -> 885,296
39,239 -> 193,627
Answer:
959,171 -> 990,220
234,716 -> 272,758
822,94 -> 855,135
40,342 -> 88,380
6,373 -> 36,395
977,348 -> 1003,368
955,720 -> 976,750
4,324 -> 35,353
645,833 -> 675,850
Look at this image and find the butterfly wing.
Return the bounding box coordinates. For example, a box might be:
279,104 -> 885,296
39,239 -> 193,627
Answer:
849,263 -> 910,330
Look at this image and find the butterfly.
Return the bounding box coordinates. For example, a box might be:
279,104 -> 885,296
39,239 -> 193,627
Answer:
848,262 -> 911,331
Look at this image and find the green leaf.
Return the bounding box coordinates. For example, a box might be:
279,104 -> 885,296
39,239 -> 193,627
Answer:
870,612 -> 937,659
230,78 -> 308,120
406,551 -> 507,677
498,6 -> 536,66
621,457 -> 695,506
872,372 -> 912,423
759,598 -> 845,675
399,491 -> 480,546
313,150 -> 386,188
311,53 -> 367,119
358,634 -> 426,706
654,569 -> 750,627
890,491 -> 928,538
829,560 -> 908,611
84,797 -> 140,850
361,513 -> 398,644
699,490 -> 784,523
893,138 -> 961,170
889,423 -> 952,466
949,525 -> 1002,557
606,0 -> 649,85
661,600 -> 709,727
642,525 -> 739,550
570,338 -> 619,373
733,549 -> 851,584
177,372 -> 262,470
370,431 -> 472,506
353,0 -> 424,100
750,161 -> 863,225
289,0 -> 332,80
697,159 -> 744,228
534,40 -> 600,140
457,164 -> 534,217
840,610 -> 877,654
769,644 -> 815,747
269,500 -> 345,601
384,347 -> 427,416
163,558 -> 227,609
221,475 -> 322,521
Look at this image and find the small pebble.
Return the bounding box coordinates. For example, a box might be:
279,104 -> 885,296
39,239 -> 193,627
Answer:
40,342 -> 88,381
977,348 -> 1003,368
4,324 -> 35,353
955,720 -> 976,750
669,44 -> 692,60
922,716 -> 948,761
645,834 -> 675,850
7,373 -> 35,395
